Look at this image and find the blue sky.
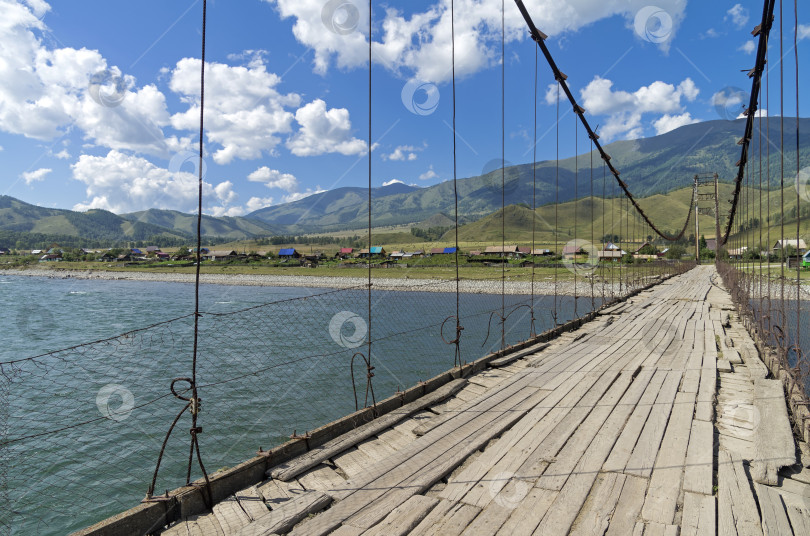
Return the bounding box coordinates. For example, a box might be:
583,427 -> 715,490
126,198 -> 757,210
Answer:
1,0 -> 807,216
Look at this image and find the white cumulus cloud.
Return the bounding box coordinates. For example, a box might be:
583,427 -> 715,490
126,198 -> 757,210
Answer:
652,113 -> 699,135
70,150 -> 239,214
0,1 -> 175,156
419,165 -> 438,180
725,4 -> 749,30
382,145 -> 422,161
267,0 -> 687,83
21,167 -> 52,184
282,187 -> 327,203
382,179 -> 404,186
247,166 -> 299,192
170,57 -> 301,164
286,99 -> 367,156
738,41 -> 756,54
246,196 -> 275,212
579,76 -> 699,140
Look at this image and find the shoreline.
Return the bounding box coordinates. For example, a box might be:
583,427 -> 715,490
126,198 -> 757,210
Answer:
1,267 -> 627,296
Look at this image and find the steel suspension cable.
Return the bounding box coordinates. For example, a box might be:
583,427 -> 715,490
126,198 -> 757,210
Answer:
513,0 -> 692,243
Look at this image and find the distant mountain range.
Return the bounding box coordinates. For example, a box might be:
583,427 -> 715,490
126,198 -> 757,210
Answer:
2,118 -> 808,248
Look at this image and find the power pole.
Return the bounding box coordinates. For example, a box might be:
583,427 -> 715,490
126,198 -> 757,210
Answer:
695,173 -> 720,264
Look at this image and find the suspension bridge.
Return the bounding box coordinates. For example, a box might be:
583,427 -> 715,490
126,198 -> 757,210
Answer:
2,0 -> 808,534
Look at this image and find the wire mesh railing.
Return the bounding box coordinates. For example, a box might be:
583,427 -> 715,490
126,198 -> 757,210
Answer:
0,262 -> 694,535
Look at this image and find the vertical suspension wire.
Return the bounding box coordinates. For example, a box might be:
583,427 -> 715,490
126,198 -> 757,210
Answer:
574,113 -> 578,315
780,0 -> 786,357
365,0 -> 376,410
500,0 -> 506,349
185,0 -> 210,502
794,0 -> 801,361
451,0 -> 463,366
530,40 -> 538,336
590,136 -> 595,310
759,77 -> 764,332
554,81 -> 560,324
601,154 -> 607,301
767,37 -> 772,341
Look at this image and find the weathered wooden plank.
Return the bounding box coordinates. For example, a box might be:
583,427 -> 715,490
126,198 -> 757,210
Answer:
291,378 -> 546,536
344,387 -> 550,531
187,513 -> 225,536
212,495 -> 252,533
602,369 -> 669,473
751,379 -> 797,485
457,502 -> 514,535
161,520 -> 192,536
332,447 -> 375,480
569,473 -> 626,536
296,465 -> 345,493
442,338 -> 637,505
754,482 -> 792,536
236,486 -> 271,522
488,342 -> 549,368
683,419 -> 714,495
641,390 -> 697,524
778,487 -> 810,535
718,449 -> 762,536
270,379 -> 468,481
604,475 -> 648,536
493,487 -> 558,536
681,492 -> 715,536
234,491 -> 332,536
695,343 -> 716,422
408,501 -> 480,536
374,427 -> 412,452
533,369 -> 637,492
358,495 -> 439,536
355,436 -> 397,463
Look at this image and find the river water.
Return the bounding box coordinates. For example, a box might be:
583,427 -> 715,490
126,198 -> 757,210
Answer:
1,274 -> 598,535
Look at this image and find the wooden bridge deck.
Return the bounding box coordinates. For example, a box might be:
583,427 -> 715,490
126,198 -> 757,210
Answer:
161,265 -> 810,536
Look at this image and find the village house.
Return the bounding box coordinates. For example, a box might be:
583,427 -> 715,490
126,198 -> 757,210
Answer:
203,250 -> 237,261
278,248 -> 301,259
335,247 -> 354,259
484,245 -> 520,258
773,239 -> 807,255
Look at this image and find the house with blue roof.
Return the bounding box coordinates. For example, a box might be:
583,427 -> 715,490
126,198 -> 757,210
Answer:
278,248 -> 300,259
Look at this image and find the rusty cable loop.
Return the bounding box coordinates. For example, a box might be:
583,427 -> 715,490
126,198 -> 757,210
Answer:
440,315 -> 465,368
350,352 -> 377,413
480,304 -> 534,349
146,378 -> 211,509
